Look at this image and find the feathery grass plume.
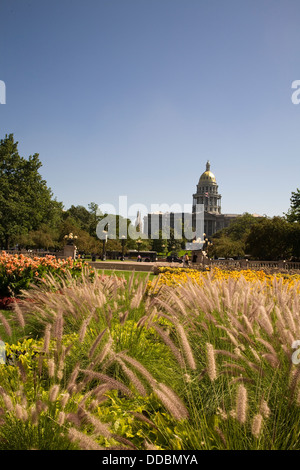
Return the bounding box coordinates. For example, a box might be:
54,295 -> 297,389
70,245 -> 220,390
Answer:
289,366 -> 300,398
158,383 -> 189,419
215,427 -> 227,448
80,409 -> 112,440
282,305 -> 297,334
236,384 -> 248,425
67,362 -> 80,393
206,343 -> 217,381
150,322 -> 185,368
251,413 -> 263,439
92,335 -> 114,367
60,393 -> 70,409
154,297 -> 181,319
257,306 -> 273,336
15,403 -> 28,422
68,427 -> 105,450
153,385 -> 188,421
215,349 -> 241,361
169,293 -> 189,317
30,404 -> 39,426
110,433 -> 138,450
79,369 -> 134,397
144,440 -> 159,450
217,325 -> 240,348
260,399 -> 271,418
130,281 -> 145,309
119,310 -> 129,325
78,313 -> 93,343
127,271 -> 135,294
0,312 -> 12,337
43,324 -> 52,353
115,357 -> 147,396
88,328 -> 107,359
230,376 -> 255,385
129,412 -> 158,430
49,384 -> 60,402
0,388 -> 13,411
262,353 -> 280,368
174,322 -> 196,370
248,346 -> 262,363
58,411 -> 65,426
48,358 -> 55,378
242,314 -> 254,335
118,353 -> 158,388
222,362 -> 246,374
13,301 -> 25,329
53,311 -> 64,346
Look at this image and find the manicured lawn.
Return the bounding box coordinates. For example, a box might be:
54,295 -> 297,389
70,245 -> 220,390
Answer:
99,269 -> 155,281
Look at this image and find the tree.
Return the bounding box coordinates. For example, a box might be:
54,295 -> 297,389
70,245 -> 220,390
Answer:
209,235 -> 245,259
151,230 -> 168,254
285,188 -> 300,223
245,216 -> 293,260
0,134 -> 63,248
209,213 -> 261,258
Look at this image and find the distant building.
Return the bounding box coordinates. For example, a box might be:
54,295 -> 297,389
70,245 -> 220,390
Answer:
192,160 -> 240,236
143,161 -> 248,240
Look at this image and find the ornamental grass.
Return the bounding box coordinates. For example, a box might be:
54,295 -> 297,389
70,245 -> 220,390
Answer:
0,262 -> 299,449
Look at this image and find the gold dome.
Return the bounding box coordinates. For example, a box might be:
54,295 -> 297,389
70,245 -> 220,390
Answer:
199,170 -> 216,183
199,161 -> 216,184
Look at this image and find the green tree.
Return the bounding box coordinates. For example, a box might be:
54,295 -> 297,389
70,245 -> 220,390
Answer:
151,230 -> 168,254
209,235 -> 245,259
285,188 -> 300,223
245,216 -> 292,260
0,134 -> 63,249
209,213 -> 261,258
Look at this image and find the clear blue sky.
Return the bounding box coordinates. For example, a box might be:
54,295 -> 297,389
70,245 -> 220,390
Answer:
1,0 -> 300,221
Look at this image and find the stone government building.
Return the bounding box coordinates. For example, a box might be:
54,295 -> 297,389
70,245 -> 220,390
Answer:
192,160 -> 239,237
143,161 -> 243,239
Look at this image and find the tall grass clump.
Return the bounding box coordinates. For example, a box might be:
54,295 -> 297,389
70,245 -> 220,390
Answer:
0,267 -> 299,449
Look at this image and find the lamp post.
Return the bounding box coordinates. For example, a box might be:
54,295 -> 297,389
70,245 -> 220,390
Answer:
64,233 -> 78,246
63,233 -> 78,259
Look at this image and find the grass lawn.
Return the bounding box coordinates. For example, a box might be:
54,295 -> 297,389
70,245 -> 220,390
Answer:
99,269 -> 155,281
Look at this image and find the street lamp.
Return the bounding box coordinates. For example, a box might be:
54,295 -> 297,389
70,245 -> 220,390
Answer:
64,233 -> 78,246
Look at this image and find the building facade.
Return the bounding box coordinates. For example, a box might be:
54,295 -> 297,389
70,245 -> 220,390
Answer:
192,161 -> 239,237
143,161 -> 240,240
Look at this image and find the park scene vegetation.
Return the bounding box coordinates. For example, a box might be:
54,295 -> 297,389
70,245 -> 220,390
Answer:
1,133 -> 300,261
0,262 -> 300,449
1,133 -> 300,450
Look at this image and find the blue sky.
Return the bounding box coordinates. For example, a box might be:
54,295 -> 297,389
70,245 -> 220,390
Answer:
1,0 -> 300,221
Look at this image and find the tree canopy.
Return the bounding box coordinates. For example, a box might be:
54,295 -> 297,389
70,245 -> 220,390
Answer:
285,188 -> 300,223
0,134 -> 63,248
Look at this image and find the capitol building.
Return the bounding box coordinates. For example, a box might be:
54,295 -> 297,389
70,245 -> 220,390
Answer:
143,161 -> 241,239
192,160 -> 239,237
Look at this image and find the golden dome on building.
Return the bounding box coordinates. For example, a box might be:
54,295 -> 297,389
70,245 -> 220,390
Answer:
199,161 -> 216,184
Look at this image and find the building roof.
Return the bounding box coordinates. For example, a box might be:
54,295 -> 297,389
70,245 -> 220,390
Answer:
198,160 -> 217,184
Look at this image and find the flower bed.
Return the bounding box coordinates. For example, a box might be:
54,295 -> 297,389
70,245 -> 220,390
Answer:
147,266 -> 300,292
0,251 -> 94,299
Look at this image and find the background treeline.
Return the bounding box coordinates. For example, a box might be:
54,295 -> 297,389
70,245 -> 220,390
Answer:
1,134 -> 299,260
207,204 -> 300,261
